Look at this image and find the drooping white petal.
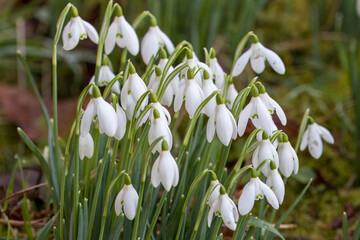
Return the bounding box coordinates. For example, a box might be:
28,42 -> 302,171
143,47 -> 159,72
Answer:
184,80 -> 204,119
300,128 -> 309,151
316,123 -> 334,144
159,152 -> 174,191
123,185 -> 138,220
151,157 -> 161,187
117,16 -> 139,55
278,142 -> 294,177
202,79 -> 218,117
105,20 -> 118,54
94,97 -> 118,137
62,18 -> 81,51
238,179 -> 256,215
156,26 -> 174,54
80,99 -> 95,135
260,93 -> 287,126
220,195 -> 238,230
114,189 -> 125,216
308,125 -> 323,159
79,133 -> 94,160
226,84 -> 238,109
207,199 -> 217,227
250,52 -> 265,74
206,115 -> 216,142
266,169 -> 285,204
208,180 -> 220,207
210,58 -> 225,90
114,104 -> 127,140
232,49 -> 252,77
120,79 -> 130,110
262,46 -> 285,75
174,83 -> 185,112
141,27 -> 160,64
81,18 -> 99,44
254,97 -> 273,136
216,105 -> 234,146
237,98 -> 254,136
259,180 -> 279,209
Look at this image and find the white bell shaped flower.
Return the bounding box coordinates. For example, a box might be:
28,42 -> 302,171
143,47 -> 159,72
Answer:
114,181 -> 138,220
208,179 -> 221,207
148,65 -> 174,107
148,109 -> 173,153
80,86 -> 118,137
141,19 -> 174,64
114,103 -> 127,141
232,42 -> 285,76
139,94 -> 171,126
252,131 -> 279,176
278,134 -> 298,177
258,83 -> 286,126
209,48 -> 225,91
202,71 -> 218,117
238,172 -> 279,215
207,94 -> 237,146
121,63 -> 148,118
62,14 -> 99,51
89,65 -> 120,94
266,162 -> 285,204
151,140 -> 179,191
174,69 -> 205,119
226,83 -> 238,110
105,9 -> 139,55
300,119 -> 334,159
207,185 -> 239,231
237,87 -> 274,137
79,132 -> 94,160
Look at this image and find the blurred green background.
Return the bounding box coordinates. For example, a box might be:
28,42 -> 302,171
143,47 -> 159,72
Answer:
0,0 -> 359,238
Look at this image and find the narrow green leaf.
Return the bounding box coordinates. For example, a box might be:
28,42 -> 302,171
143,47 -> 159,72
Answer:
248,216 -> 284,240
342,212 -> 349,240
36,213 -> 58,240
22,197 -> 34,240
295,108 -> 310,152
353,218 -> 360,240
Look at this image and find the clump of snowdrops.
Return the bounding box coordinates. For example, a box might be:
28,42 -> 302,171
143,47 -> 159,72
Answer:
17,1 -> 334,239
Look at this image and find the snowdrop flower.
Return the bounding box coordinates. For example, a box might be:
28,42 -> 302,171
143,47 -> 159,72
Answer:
62,8 -> 98,51
79,132 -> 94,160
114,103 -> 127,141
237,86 -> 274,137
148,109 -> 173,153
278,133 -> 298,177
258,83 -> 286,126
151,140 -> 179,191
80,86 -> 118,137
226,83 -> 238,109
89,65 -> 120,94
266,161 -> 285,204
232,41 -> 285,76
141,17 -> 174,64
105,6 -> 139,55
207,94 -> 237,146
174,68 -> 205,119
208,179 -> 221,207
121,63 -> 148,119
209,48 -> 225,90
238,169 -> 279,215
148,66 -> 174,107
114,179 -> 138,220
202,70 -> 218,116
207,185 -> 238,231
252,131 -> 279,176
300,118 -> 334,159
139,92 -> 171,126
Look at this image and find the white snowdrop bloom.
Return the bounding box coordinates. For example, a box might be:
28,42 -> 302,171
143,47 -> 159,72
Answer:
105,9 -> 139,55
237,87 -> 274,137
114,103 -> 127,141
209,48 -> 225,91
266,162 -> 285,204
278,134 -> 298,177
226,83 -> 238,109
148,66 -> 174,107
62,15 -> 99,51
207,94 -> 237,146
258,84 -> 286,126
93,96 -> 118,137
114,182 -> 138,220
232,42 -> 285,76
300,119 -> 334,159
252,131 -> 279,176
207,185 -> 239,231
79,132 -> 94,160
141,19 -> 174,64
208,179 -> 221,207
89,65 -> 120,94
80,86 -> 118,137
151,140 -> 179,191
139,93 -> 171,126
202,71 -> 218,117
148,109 -> 173,153
174,69 -> 205,119
120,63 -> 148,118
238,173 -> 279,215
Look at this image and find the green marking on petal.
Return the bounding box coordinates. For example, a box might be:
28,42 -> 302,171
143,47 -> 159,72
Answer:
80,33 -> 87,40
251,113 -> 259,119
116,33 -> 123,38
68,33 -> 72,39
